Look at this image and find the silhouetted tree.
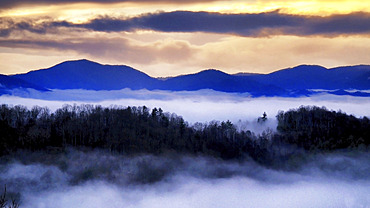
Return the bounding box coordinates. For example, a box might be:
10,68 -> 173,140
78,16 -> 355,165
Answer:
0,185 -> 19,208
0,104 -> 368,165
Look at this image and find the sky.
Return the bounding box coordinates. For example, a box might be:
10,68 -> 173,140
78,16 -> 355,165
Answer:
0,0 -> 369,77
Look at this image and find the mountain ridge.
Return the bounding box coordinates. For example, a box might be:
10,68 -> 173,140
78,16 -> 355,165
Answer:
3,59 -> 369,97
0,74 -> 49,95
249,64 -> 370,90
13,59 -> 160,91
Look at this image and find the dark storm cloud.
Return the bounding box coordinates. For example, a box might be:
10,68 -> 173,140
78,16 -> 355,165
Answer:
1,11 -> 370,37
83,11 -> 370,36
0,18 -> 66,36
78,11 -> 302,36
306,12 -> 370,35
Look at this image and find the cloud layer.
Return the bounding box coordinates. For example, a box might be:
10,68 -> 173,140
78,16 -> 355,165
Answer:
0,0 -> 219,9
2,11 -> 370,37
0,0 -> 369,79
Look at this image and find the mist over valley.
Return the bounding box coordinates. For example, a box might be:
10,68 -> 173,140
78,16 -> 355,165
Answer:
0,149 -> 369,208
1,0 -> 370,206
0,60 -> 369,208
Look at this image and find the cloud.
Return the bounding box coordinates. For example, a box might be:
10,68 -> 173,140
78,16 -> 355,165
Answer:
1,90 -> 370,135
1,11 -> 370,37
0,35 -> 198,68
1,32 -> 370,77
1,149 -> 369,208
80,11 -> 370,36
0,0 -> 219,9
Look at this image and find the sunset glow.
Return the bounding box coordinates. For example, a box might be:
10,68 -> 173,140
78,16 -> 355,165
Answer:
0,0 -> 369,76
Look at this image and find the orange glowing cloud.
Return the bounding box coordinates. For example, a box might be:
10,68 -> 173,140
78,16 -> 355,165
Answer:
0,0 -> 369,76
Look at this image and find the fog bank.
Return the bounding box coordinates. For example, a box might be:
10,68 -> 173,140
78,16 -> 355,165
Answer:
1,150 -> 369,208
1,89 -> 369,124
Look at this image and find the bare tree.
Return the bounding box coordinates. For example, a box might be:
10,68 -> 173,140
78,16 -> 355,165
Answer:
0,186 -> 20,208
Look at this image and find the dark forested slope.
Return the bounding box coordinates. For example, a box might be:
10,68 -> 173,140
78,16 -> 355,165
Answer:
0,104 -> 368,166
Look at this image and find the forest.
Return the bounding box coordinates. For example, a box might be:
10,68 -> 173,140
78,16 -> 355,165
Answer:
0,104 -> 368,165
0,104 -> 369,207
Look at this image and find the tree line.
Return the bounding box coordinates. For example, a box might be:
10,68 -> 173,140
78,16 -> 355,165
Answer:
0,104 -> 368,165
277,106 -> 369,150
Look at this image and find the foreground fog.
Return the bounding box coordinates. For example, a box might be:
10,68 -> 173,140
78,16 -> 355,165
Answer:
1,89 -> 369,207
0,149 -> 369,208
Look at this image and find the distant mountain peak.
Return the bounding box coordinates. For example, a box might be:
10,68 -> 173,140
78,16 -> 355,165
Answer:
197,69 -> 229,75
267,65 -> 329,77
296,64 -> 325,68
74,58 -> 90,62
63,59 -> 96,64
53,59 -> 101,67
290,64 -> 327,70
7,59 -> 370,97
12,59 -> 157,90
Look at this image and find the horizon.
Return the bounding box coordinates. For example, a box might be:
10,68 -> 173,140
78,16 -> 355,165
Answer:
0,0 -> 370,208
0,1 -> 369,207
5,58 -> 370,78
0,0 -> 369,77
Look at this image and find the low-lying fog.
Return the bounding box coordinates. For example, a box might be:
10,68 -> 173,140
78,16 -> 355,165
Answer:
1,149 -> 369,208
1,89 -> 370,207
2,89 -> 370,125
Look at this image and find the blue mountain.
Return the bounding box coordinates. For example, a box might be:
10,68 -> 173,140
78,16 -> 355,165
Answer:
0,74 -> 48,95
160,69 -> 288,96
249,64 -> 370,90
10,59 -> 370,97
13,59 -> 160,90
